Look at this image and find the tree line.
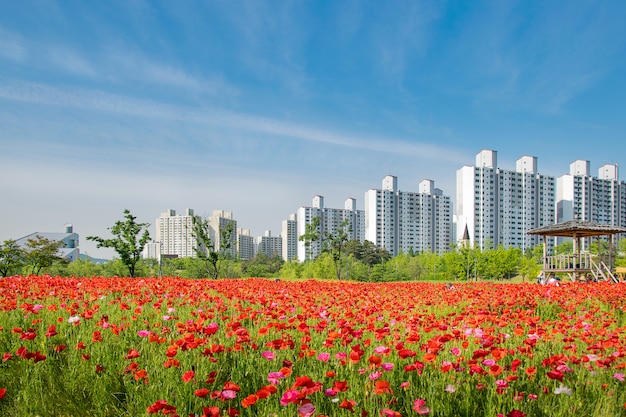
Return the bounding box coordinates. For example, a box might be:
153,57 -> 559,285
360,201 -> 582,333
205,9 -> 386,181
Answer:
3,210 -> 625,281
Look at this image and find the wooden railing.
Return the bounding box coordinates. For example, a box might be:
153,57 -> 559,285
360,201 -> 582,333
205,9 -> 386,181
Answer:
541,253 -> 618,282
544,253 -> 592,271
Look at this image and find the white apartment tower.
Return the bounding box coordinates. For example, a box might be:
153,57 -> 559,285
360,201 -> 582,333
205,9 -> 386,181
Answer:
281,213 -> 298,261
208,210 -> 238,258
557,161 -> 626,246
296,196 -> 365,261
366,175 -> 452,256
257,230 -> 283,258
237,228 -> 255,260
456,150 -> 555,252
156,209 -> 198,258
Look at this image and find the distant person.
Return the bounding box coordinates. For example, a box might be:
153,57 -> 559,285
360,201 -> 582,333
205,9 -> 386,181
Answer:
547,276 -> 560,286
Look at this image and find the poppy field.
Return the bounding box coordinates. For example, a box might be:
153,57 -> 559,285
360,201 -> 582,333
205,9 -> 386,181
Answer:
1,276 -> 626,417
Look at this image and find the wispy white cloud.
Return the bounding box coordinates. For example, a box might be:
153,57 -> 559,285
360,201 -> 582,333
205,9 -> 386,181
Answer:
0,80 -> 466,165
454,1 -> 626,113
47,46 -> 97,78
0,21 -> 238,98
102,45 -> 239,97
372,2 -> 442,81
0,26 -> 26,62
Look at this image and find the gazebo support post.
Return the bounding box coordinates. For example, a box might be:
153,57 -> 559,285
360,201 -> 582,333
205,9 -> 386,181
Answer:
609,235 -> 614,271
542,235 -> 547,283
573,234 -> 579,281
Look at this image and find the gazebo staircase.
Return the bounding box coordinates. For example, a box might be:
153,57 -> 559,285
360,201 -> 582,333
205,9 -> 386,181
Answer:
589,258 -> 619,283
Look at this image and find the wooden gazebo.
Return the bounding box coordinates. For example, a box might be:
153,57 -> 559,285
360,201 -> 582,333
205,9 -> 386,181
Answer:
527,219 -> 626,283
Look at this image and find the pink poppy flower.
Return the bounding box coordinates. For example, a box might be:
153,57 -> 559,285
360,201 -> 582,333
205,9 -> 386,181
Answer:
280,389 -> 300,406
495,380 -> 508,389
324,388 -> 337,397
221,389 -> 237,400
381,363 -> 394,371
268,371 -> 285,384
413,399 -> 430,415
614,373 -> 625,382
262,351 -> 275,361
482,359 -> 496,367
374,346 -> 390,355
317,352 -> 330,362
204,322 -> 219,335
297,403 -> 315,417
137,330 -> 150,337
369,371 -> 382,380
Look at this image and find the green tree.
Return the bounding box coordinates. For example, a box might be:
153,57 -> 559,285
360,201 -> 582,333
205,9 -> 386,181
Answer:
23,235 -> 67,275
617,238 -> 626,267
191,216 -> 234,279
554,241 -> 573,255
440,241 -> 480,281
385,254 -> 412,281
345,240 -> 390,280
48,258 -> 105,278
344,256 -> 369,281
482,245 -> 521,280
279,260 -> 302,279
0,239 -> 24,277
416,251 -> 440,280
242,253 -> 284,278
87,209 -> 151,278
101,259 -> 130,277
298,216 -> 321,260
322,219 -> 351,280
518,253 -> 541,282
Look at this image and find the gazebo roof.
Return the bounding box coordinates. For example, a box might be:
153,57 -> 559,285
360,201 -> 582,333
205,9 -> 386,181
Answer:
527,219 -> 626,238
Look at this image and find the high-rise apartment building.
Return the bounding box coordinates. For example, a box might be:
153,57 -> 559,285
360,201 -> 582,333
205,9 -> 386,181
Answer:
237,228 -> 255,260
456,150 -> 555,252
365,176 -> 452,256
557,161 -> 626,247
257,230 -> 283,258
156,209 -> 198,258
296,196 -> 365,261
281,213 -> 298,261
208,210 -> 238,258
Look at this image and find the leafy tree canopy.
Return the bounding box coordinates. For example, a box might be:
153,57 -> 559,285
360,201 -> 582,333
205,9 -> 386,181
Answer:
0,239 -> 24,277
24,235 -> 66,275
87,209 -> 150,278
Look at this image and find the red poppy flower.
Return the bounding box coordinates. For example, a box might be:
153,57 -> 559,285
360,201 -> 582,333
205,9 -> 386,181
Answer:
182,370 -> 195,382
241,394 -> 258,407
339,399 -> 357,412
202,406 -> 220,417
547,370 -> 564,381
373,380 -> 392,395
223,381 -> 241,392
195,388 -> 210,398
333,381 -> 349,392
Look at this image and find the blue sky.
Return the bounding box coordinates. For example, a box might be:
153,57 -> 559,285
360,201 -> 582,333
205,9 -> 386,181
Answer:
1,1 -> 625,259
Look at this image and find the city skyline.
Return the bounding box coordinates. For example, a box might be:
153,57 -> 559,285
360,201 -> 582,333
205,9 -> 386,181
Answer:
1,1 -> 625,259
